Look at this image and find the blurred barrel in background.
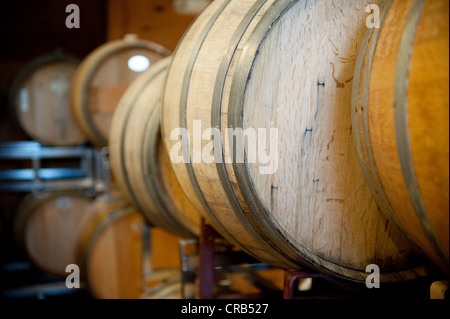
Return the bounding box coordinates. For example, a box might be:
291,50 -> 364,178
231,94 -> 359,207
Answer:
109,57 -> 201,239
75,192 -> 146,299
71,35 -> 171,147
14,191 -> 93,277
10,51 -> 84,146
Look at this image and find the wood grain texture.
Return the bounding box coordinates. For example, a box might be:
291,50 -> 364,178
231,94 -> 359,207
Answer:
243,0 -> 383,273
110,60 -> 167,227
407,0 -> 449,272
164,0 -> 294,268
162,0 -> 228,225
14,192 -> 92,277
163,0 -> 433,283
74,192 -> 144,299
109,57 -> 201,238
71,36 -> 171,146
185,0 -> 277,264
11,53 -> 84,146
354,0 -> 449,273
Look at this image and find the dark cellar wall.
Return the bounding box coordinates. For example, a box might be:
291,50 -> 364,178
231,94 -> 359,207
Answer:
0,0 -> 107,263
0,0 -> 107,141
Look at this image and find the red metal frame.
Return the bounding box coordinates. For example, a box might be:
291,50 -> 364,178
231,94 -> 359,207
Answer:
197,220 -> 281,299
196,219 -> 435,300
199,221 -> 219,299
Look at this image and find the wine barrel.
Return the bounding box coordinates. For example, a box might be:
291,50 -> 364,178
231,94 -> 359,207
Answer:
14,191 -> 93,277
10,51 -> 84,146
162,0 -> 433,284
75,192 -> 146,299
110,57 -> 201,239
352,0 -> 449,274
71,35 -> 171,147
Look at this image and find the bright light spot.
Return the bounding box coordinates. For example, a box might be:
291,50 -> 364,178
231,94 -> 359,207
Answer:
128,55 -> 150,72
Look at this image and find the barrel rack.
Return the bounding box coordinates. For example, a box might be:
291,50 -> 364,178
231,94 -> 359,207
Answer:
0,141 -> 110,299
178,220 -> 442,300
0,141 -> 110,195
178,221 -> 363,299
179,221 -> 284,299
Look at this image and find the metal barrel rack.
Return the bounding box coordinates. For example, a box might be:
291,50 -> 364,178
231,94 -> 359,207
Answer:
0,141 -> 110,195
180,220 -> 285,299
179,220 -> 441,300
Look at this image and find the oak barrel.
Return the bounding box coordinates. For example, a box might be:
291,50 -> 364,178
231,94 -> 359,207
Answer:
352,0 -> 449,274
75,192 -> 146,299
109,57 -> 201,239
14,191 -> 93,277
71,35 -> 171,147
162,0 -> 433,283
10,51 -> 84,146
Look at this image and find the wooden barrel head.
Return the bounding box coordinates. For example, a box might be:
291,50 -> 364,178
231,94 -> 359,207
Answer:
71,36 -> 171,147
10,51 -> 84,146
162,0 -> 434,283
14,192 -> 93,277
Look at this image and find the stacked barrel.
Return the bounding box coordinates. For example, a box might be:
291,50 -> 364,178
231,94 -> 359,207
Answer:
158,0 -> 448,283
10,50 -> 84,146
9,35 -> 185,299
7,0 -> 448,298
